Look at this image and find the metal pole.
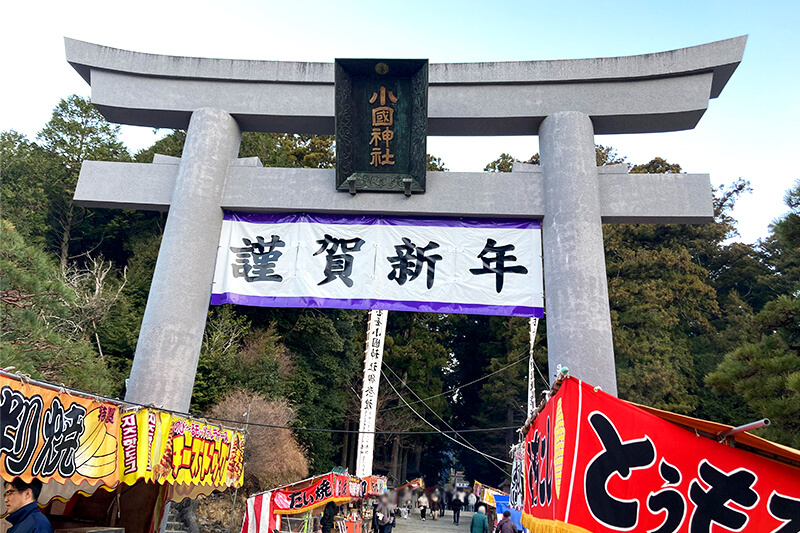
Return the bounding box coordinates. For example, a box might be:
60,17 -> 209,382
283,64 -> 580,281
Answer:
229,403 -> 251,533
717,419 -> 770,439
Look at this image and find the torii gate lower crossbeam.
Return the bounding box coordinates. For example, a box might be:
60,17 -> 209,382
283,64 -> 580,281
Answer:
75,138 -> 712,404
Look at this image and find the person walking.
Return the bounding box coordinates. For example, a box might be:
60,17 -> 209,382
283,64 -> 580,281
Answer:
417,492 -> 429,521
430,491 -> 439,521
451,493 -> 463,525
320,501 -> 337,533
495,510 -> 517,533
375,495 -> 396,533
470,506 -> 489,533
439,490 -> 447,517
3,478 -> 52,533
467,492 -> 477,512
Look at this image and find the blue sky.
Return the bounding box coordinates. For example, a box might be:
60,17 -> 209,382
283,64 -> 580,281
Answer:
1,0 -> 798,242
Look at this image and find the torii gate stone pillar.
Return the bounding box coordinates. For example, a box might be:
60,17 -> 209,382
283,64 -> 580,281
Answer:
540,112 -> 616,390
125,109 -> 241,410
64,36 -> 746,409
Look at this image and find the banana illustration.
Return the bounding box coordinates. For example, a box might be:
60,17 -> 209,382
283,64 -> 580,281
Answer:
75,408 -> 106,466
76,433 -> 118,478
74,407 -> 118,479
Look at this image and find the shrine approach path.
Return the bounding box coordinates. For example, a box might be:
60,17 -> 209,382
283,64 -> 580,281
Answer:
392,511 -> 477,533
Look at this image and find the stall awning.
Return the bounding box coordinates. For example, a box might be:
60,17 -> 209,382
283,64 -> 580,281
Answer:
241,472 -> 365,533
521,377 -> 800,533
0,371 -> 245,507
633,402 -> 800,469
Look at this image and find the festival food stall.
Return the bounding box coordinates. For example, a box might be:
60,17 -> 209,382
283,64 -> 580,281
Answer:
473,480 -> 507,510
0,371 -> 245,533
240,473 -> 367,533
471,481 -> 507,530
521,374 -> 800,532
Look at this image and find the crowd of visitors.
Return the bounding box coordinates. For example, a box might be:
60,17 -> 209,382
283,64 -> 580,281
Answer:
372,484 -> 516,533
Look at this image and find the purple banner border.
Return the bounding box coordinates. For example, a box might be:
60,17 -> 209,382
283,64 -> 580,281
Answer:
210,293 -> 544,318
223,211 -> 540,230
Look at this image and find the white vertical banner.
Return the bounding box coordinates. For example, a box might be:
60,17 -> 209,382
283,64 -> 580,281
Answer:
356,309 -> 388,478
527,317 -> 539,419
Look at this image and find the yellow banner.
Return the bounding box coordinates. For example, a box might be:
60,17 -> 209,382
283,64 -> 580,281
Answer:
118,409 -> 244,488
118,408 -> 171,485
0,375 -> 120,487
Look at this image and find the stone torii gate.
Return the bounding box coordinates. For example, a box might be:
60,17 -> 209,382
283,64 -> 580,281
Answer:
65,36 -> 746,413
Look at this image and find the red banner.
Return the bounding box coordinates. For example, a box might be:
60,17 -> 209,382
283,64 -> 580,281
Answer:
523,378 -> 800,533
270,474 -> 354,514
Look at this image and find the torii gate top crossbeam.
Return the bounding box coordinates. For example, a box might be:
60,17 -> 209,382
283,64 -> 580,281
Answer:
64,36 -> 746,136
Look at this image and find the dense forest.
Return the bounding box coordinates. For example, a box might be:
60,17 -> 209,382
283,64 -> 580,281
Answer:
1,96 -> 798,492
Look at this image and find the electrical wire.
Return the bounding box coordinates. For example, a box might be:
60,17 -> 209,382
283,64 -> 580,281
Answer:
380,352 -> 527,412
379,368 -> 513,467
382,345 -> 550,412
0,368 -> 522,436
382,364 -> 510,475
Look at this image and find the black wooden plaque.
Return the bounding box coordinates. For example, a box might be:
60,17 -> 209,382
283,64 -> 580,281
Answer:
335,59 -> 428,195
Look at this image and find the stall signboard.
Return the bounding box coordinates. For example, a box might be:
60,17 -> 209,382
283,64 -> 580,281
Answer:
1,374 -> 120,487
118,407 -> 170,485
270,473 -> 354,514
211,213 -> 544,318
473,481 -> 507,508
363,475 -> 388,496
522,378 -> 800,533
118,408 -> 244,488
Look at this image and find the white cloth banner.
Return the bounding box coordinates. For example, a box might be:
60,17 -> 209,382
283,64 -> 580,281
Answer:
509,443 -> 525,510
356,309 -> 387,478
211,213 -> 543,317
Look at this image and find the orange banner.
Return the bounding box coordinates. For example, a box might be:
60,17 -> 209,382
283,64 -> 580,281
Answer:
0,375 -> 120,487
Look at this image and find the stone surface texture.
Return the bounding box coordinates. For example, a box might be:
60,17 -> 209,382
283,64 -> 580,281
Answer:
124,108 -> 241,412
540,112 -> 617,395
65,36 -> 746,135
75,162 -> 713,224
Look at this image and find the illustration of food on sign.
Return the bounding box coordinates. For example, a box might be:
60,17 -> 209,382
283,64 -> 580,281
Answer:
153,437 -> 174,480
227,435 -> 244,483
75,407 -> 118,478
553,399 -> 565,499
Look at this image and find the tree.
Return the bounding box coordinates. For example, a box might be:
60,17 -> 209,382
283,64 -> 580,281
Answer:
240,133 -> 335,168
427,155 -> 448,171
0,131 -> 51,244
35,96 -> 131,270
707,295 -> 800,447
483,145 -> 625,173
631,157 -> 680,174
207,389 -> 308,492
483,153 -> 540,172
378,312 -> 452,483
760,180 -> 800,298
595,145 -> 626,166
0,219 -> 115,394
706,181 -> 800,447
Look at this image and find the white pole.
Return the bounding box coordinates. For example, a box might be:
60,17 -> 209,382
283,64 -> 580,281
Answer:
356,310 -> 388,478
229,403 -> 251,532
527,317 -> 539,419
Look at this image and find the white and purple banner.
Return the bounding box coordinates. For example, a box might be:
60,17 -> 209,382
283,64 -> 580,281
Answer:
211,212 -> 543,317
